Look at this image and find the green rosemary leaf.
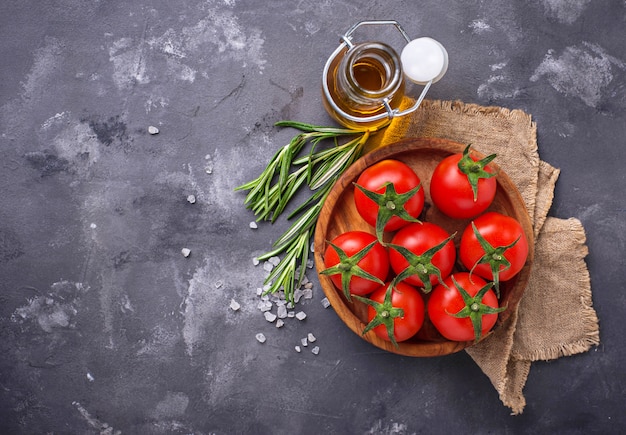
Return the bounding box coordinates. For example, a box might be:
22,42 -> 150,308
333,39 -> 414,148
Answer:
272,202 -> 321,249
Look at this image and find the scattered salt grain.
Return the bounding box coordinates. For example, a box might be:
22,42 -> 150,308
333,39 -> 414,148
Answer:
311,346 -> 320,355
214,280 -> 223,289
301,337 -> 308,347
293,288 -> 303,303
255,333 -> 266,343
148,125 -> 159,135
256,287 -> 263,296
307,333 -> 316,343
321,297 -> 331,309
181,248 -> 191,257
276,319 -> 284,328
263,262 -> 274,272
252,257 -> 260,266
306,259 -> 314,269
249,221 -> 258,229
264,311 -> 277,322
86,372 -> 95,382
277,305 -> 287,319
186,194 -> 196,204
295,346 -> 301,353
302,288 -> 313,300
258,300 -> 273,312
268,256 -> 281,266
295,311 -> 307,321
287,311 -> 295,318
304,282 -> 313,289
230,299 -> 241,311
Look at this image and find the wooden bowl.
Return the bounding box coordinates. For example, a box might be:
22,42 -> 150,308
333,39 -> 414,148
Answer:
314,137 -> 534,357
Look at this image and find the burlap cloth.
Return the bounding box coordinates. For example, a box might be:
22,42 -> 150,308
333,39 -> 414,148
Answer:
369,99 -> 600,414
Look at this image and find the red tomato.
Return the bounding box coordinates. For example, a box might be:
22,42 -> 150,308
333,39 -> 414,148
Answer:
459,212 -> 529,288
353,159 -> 424,234
322,231 -> 389,299
427,273 -> 504,342
430,145 -> 497,219
388,222 -> 456,291
358,281 -> 425,345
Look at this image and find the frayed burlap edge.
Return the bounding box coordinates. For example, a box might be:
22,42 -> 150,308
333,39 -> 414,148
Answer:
512,218 -> 600,362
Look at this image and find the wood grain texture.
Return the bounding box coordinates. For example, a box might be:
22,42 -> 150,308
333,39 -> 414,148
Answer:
314,137 -> 534,357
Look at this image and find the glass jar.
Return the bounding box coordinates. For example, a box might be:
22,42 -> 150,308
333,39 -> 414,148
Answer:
321,21 -> 449,130
322,41 -> 405,129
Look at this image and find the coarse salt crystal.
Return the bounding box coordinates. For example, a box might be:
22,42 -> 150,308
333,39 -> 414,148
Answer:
148,125 -> 159,135
295,311 -> 307,321
263,262 -> 274,272
295,346 -> 301,353
302,288 -> 313,299
307,333 -> 316,343
321,297 -> 331,308
264,311 -> 277,322
252,257 -> 260,266
255,333 -> 266,343
187,194 -> 196,204
249,221 -> 258,229
268,256 -> 281,266
293,288 -> 303,303
301,337 -> 308,347
287,311 -> 295,318
311,346 -> 320,355
276,319 -> 284,328
277,305 -> 287,319
230,299 -> 241,311
214,280 -> 223,289
181,248 -> 191,257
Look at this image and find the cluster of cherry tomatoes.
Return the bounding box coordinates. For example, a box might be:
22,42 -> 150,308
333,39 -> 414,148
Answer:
320,145 -> 529,346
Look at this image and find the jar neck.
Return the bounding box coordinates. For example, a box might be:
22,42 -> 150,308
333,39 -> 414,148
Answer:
337,42 -> 403,109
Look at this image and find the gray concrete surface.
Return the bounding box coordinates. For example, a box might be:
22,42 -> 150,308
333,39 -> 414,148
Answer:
1,1 -> 624,433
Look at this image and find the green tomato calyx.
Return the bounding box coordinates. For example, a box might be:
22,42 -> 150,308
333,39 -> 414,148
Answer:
354,181 -> 422,244
469,222 -> 521,298
388,231 -> 456,294
445,276 -> 506,343
457,144 -> 497,202
320,239 -> 385,302
353,284 -> 405,348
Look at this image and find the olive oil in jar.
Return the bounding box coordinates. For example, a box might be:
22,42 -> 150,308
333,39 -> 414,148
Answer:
322,42 -> 405,129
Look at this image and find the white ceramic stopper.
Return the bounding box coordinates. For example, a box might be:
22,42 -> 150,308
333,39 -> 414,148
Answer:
401,37 -> 449,85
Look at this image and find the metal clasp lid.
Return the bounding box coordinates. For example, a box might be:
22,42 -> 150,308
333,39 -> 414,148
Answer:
322,20 -> 448,125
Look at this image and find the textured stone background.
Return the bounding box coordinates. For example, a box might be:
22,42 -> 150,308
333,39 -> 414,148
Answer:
1,1 -> 624,433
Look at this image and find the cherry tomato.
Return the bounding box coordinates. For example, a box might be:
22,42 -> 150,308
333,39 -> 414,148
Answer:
427,273 -> 504,342
430,145 -> 497,219
358,281 -> 425,345
459,212 -> 529,289
353,159 -> 424,234
388,222 -> 456,291
322,231 -> 389,299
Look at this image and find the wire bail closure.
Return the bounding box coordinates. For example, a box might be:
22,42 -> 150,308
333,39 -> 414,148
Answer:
322,20 -> 448,125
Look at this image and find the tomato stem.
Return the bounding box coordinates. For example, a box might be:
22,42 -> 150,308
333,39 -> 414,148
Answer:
456,144 -> 497,202
353,181 -> 422,244
469,221 -> 521,298
445,276 -> 506,343
353,284 -> 405,348
320,239 -> 385,302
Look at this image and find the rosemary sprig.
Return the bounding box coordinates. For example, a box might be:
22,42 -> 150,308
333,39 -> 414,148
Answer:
236,121 -> 378,302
